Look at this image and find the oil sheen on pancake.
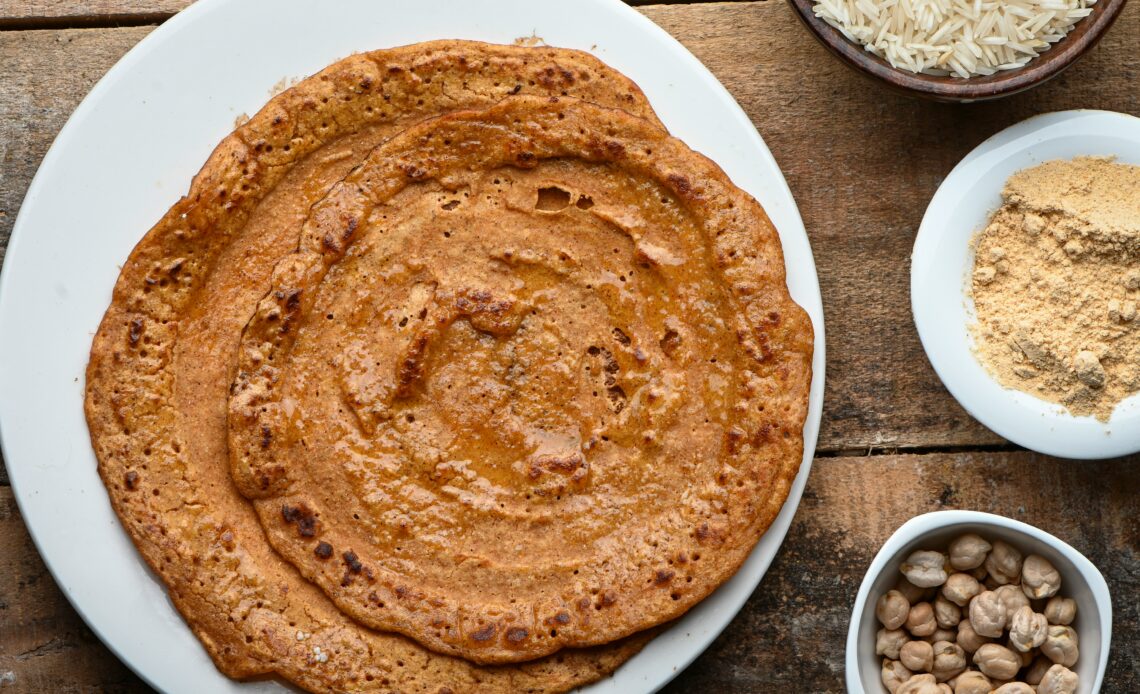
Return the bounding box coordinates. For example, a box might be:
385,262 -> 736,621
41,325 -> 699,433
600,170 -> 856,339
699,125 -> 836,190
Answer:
85,42 -> 661,693
228,96 -> 814,665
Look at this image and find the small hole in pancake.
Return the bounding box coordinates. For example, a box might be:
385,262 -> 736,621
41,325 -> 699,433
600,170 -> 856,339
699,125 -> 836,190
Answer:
575,196 -> 594,210
535,187 -> 571,212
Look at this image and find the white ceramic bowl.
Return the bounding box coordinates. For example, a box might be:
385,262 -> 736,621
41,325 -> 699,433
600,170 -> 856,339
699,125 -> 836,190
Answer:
911,110 -> 1140,459
846,510 -> 1111,693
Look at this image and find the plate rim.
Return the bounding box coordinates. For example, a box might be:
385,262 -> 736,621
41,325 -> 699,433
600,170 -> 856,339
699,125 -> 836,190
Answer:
0,0 -> 826,691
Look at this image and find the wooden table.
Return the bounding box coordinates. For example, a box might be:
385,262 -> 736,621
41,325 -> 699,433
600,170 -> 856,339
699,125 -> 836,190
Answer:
1,1 -> 1137,691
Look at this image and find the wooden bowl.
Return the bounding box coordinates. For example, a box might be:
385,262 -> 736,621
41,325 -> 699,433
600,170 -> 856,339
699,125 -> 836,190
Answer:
788,0 -> 1129,102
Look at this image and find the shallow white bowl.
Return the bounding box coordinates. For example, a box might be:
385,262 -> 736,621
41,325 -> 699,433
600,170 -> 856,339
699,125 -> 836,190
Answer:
911,110 -> 1140,459
845,510 -> 1111,694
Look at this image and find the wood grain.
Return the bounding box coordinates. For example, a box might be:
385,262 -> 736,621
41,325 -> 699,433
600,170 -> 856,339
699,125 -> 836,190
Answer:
2,452 -> 1136,692
0,0 -> 748,28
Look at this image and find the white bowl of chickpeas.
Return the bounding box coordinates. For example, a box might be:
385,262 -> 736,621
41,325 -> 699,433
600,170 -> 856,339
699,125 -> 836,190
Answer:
846,510 -> 1111,694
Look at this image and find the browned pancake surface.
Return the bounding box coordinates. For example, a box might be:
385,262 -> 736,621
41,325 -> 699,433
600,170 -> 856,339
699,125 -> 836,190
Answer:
85,41 -> 660,693
228,96 -> 814,665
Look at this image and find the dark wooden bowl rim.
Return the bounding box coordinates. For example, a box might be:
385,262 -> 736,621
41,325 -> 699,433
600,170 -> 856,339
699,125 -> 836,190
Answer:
788,0 -> 1130,102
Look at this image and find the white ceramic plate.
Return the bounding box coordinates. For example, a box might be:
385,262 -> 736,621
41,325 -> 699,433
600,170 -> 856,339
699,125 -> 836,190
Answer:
911,110 -> 1140,460
0,0 -> 825,692
845,511 -> 1111,694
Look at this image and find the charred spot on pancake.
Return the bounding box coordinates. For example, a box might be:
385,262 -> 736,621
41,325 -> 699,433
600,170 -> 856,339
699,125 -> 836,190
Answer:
515,151 -> 537,168
666,172 -> 700,200
124,470 -> 139,490
654,569 -> 675,586
506,627 -> 529,644
535,186 -> 571,211
659,329 -> 681,357
281,503 -> 318,538
259,425 -> 272,449
470,624 -> 497,642
128,318 -> 144,345
314,541 -> 333,560
343,550 -> 363,574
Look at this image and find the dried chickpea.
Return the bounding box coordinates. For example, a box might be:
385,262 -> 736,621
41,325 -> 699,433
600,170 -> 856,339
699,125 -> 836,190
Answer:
877,628 -> 910,660
897,673 -> 942,694
882,659 -> 914,694
1021,554 -> 1062,599
1044,596 -> 1076,626
933,594 -> 961,629
948,534 -> 991,570
877,589 -> 912,630
930,641 -> 966,682
984,541 -> 1023,585
902,551 -> 950,588
968,590 -> 1006,638
900,640 -> 934,672
994,584 -> 1030,617
992,683 -> 1035,694
937,685 -> 952,694
972,643 -> 1021,680
907,602 -> 938,637
941,573 -> 981,607
1038,664 -> 1080,694
952,670 -> 990,694
956,618 -> 991,654
1041,625 -> 1079,667
1009,605 -> 1049,652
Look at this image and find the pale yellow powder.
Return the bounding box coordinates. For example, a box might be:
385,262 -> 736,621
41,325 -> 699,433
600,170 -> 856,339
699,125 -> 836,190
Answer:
969,157 -> 1140,422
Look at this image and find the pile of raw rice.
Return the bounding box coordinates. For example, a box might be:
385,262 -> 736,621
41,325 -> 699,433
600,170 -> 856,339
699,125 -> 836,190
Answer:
813,0 -> 1097,77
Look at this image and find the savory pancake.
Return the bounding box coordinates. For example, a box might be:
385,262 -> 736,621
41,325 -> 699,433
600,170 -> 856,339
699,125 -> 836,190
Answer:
85,41 -> 661,692
228,96 -> 814,665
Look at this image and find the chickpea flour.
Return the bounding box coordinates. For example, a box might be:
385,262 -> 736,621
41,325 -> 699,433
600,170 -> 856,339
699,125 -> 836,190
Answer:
969,156 -> 1140,421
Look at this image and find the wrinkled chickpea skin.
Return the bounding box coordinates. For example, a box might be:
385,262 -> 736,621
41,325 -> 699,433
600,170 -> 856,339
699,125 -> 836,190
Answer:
968,590 -> 1006,638
1009,605 -> 1049,651
1038,664 -> 1080,694
948,534 -> 991,571
882,659 -> 914,694
952,670 -> 990,694
1041,625 -> 1079,667
956,618 -> 990,654
984,541 -> 1023,585
934,594 -> 961,629
908,602 -> 938,637
930,641 -> 966,682
895,577 -> 932,604
994,584 -> 1030,617
992,683 -> 1035,694
878,589 -> 912,630
1044,596 -> 1076,626
1021,554 -> 1062,599
897,673 -> 942,694
877,628 -> 910,660
941,573 -> 981,607
900,640 -> 934,672
902,550 -> 950,588
926,627 -> 956,644
972,643 -> 1021,680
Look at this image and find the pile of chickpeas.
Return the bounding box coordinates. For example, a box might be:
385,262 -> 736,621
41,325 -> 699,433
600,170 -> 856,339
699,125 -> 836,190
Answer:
875,533 -> 1080,694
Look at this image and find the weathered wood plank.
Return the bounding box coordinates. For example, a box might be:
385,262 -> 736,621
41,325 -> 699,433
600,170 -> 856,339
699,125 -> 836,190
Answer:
3,3 -> 1139,454
2,453 -> 1136,692
0,0 -> 748,28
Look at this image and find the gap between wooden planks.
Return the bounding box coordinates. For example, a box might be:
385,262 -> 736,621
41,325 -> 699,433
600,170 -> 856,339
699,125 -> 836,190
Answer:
3,2 -> 1140,464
